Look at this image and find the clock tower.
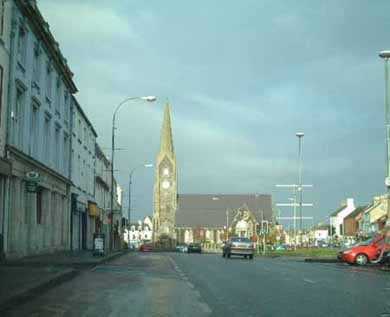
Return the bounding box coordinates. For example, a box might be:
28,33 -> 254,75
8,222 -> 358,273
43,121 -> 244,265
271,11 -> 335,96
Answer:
153,103 -> 177,244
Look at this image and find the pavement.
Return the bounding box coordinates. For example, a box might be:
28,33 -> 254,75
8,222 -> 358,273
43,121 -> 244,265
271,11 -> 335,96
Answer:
0,250 -> 125,313
1,252 -> 389,317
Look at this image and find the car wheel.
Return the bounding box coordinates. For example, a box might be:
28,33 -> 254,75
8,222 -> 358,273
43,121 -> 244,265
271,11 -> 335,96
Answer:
244,255 -> 247,259
249,254 -> 254,260
355,253 -> 368,266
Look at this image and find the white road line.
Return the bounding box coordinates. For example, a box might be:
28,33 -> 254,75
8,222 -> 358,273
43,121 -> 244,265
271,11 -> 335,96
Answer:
303,278 -> 316,284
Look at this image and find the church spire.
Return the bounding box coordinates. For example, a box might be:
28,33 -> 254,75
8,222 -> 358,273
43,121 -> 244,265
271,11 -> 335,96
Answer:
160,103 -> 174,155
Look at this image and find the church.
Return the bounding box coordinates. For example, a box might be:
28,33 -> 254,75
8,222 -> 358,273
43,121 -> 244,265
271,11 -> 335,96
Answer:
152,104 -> 274,247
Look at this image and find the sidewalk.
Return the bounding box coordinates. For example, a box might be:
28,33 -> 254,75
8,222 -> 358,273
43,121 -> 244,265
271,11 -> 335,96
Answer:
3,249 -> 125,268
0,250 -> 126,312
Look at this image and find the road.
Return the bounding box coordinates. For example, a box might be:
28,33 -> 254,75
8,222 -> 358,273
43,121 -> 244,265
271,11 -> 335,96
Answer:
3,252 -> 390,317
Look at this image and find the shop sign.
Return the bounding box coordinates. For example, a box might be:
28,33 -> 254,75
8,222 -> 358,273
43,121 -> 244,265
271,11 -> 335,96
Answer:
25,171 -> 40,193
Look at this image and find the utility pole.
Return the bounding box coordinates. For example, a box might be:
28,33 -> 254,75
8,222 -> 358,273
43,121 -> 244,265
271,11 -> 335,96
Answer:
379,51 -> 390,229
275,184 -> 313,249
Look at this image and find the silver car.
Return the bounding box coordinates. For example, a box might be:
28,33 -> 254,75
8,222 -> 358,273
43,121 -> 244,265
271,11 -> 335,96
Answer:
222,237 -> 255,259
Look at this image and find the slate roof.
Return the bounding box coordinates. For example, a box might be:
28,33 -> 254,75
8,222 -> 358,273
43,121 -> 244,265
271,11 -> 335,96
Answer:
344,206 -> 368,220
175,194 -> 273,228
330,205 -> 347,217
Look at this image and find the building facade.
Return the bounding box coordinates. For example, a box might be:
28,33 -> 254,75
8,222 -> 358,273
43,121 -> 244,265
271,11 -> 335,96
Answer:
70,96 -> 97,251
329,198 -> 355,238
0,0 -> 12,259
175,194 -> 273,246
124,216 -> 153,248
4,0 -> 77,258
153,104 -> 177,245
94,143 -> 111,250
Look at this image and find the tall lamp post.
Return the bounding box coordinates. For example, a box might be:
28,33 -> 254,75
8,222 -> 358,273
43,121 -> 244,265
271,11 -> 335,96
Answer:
296,132 -> 304,245
110,96 -> 157,251
379,51 -> 390,229
127,163 -> 153,243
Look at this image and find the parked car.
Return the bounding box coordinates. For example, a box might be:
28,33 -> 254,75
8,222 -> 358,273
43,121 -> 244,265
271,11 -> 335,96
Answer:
139,243 -> 153,252
176,244 -> 188,253
222,237 -> 254,259
187,243 -> 202,253
338,234 -> 390,265
275,244 -> 287,251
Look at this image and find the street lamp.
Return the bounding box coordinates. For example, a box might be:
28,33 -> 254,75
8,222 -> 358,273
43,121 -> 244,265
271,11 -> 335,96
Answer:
296,132 -> 304,245
379,51 -> 390,229
128,163 -> 153,230
110,96 -> 157,251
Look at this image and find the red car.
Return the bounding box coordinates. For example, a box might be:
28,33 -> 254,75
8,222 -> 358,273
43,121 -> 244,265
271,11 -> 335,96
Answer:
139,243 -> 153,252
338,235 -> 390,265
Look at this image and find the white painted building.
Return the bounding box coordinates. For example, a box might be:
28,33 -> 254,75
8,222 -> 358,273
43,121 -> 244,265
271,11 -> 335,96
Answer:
4,0 -> 77,258
70,96 -> 97,251
330,198 -> 355,238
124,216 -> 153,248
0,0 -> 12,258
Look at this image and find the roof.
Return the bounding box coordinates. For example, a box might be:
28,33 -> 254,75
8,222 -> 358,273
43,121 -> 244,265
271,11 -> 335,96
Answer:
72,96 -> 98,137
330,205 -> 347,217
16,0 -> 78,93
175,194 -> 273,228
345,206 -> 368,220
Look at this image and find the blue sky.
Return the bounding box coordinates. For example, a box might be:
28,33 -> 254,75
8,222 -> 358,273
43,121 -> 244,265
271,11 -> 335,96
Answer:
39,0 -> 390,227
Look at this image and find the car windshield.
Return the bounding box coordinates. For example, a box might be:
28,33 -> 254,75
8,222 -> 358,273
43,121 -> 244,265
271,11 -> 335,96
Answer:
231,238 -> 251,243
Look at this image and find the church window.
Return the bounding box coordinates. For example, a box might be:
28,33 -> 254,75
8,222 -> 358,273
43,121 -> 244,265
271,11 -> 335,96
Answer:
163,168 -> 169,176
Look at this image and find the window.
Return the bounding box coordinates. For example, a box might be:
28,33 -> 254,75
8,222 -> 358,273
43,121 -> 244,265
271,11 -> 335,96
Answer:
30,103 -> 39,157
32,42 -> 41,84
55,77 -> 61,115
17,26 -> 27,65
64,91 -> 69,123
43,115 -> 51,165
0,65 -> 3,125
36,189 -> 43,224
83,127 -> 87,143
78,119 -> 81,139
14,87 -> 25,147
45,62 -> 52,99
0,0 -> 4,36
54,126 -> 60,169
63,134 -> 69,174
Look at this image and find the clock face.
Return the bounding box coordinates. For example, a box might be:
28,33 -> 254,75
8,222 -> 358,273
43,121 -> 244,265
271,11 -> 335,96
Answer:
162,180 -> 170,189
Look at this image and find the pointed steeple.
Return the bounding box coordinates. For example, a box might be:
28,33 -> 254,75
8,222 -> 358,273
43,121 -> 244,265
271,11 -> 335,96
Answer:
160,103 -> 174,155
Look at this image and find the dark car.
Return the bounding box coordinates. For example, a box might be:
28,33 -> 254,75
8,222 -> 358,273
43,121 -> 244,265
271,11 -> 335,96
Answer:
223,237 -> 254,259
187,243 -> 202,253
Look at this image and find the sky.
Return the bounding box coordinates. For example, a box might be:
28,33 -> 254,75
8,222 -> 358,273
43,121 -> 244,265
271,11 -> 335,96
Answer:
38,0 -> 390,227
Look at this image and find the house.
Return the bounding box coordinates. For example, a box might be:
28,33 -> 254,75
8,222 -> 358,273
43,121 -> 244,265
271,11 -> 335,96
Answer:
343,206 -> 367,237
361,195 -> 388,236
329,198 -> 355,238
125,216 -> 153,248
310,224 -> 330,244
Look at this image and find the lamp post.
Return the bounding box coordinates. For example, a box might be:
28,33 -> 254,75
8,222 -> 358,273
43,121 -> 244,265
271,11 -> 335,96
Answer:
110,96 -> 157,251
379,51 -> 390,229
127,163 -> 153,244
296,132 -> 304,245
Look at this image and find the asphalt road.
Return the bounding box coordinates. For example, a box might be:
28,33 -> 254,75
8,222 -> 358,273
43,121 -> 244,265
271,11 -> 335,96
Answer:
3,252 -> 390,317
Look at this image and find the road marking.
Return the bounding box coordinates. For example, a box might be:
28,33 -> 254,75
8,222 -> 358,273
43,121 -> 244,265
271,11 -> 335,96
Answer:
303,278 -> 316,284
186,281 -> 195,289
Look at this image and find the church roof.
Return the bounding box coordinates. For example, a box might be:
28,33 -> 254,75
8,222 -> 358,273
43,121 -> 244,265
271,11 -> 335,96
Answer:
175,194 -> 273,228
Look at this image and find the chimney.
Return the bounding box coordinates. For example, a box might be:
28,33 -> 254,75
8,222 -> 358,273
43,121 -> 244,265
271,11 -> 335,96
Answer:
346,198 -> 354,208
